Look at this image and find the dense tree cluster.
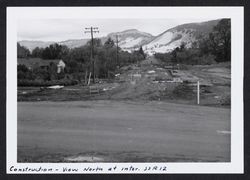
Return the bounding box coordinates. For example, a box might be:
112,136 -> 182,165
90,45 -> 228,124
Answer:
17,38 -> 146,85
199,19 -> 231,62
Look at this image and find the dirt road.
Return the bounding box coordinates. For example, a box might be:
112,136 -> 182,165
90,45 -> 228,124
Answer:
18,100 -> 230,162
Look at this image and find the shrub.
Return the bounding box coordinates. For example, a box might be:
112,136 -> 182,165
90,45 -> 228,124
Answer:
17,65 -> 35,80
178,64 -> 188,70
172,83 -> 194,99
198,54 -> 216,65
220,94 -> 231,106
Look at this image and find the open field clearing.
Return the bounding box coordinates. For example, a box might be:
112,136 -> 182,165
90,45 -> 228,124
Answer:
18,100 -> 230,162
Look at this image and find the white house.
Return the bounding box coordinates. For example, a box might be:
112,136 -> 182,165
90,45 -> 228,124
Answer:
57,60 -> 66,73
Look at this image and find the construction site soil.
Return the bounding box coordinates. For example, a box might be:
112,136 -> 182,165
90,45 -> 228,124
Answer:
18,58 -> 231,107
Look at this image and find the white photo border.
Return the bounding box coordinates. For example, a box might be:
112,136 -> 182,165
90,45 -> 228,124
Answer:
7,7 -> 244,174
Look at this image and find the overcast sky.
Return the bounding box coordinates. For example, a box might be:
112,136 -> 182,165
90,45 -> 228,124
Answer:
17,18 -> 216,42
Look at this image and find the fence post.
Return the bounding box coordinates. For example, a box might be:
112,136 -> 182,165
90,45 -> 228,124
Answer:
197,81 -> 200,105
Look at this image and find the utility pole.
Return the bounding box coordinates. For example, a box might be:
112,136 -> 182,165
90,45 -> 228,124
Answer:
84,27 -> 99,83
116,34 -> 119,67
197,81 -> 200,105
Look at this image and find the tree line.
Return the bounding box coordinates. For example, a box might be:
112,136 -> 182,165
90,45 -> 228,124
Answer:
17,37 -> 145,85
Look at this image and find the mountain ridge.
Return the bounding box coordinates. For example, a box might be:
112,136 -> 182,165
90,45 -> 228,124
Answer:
19,19 -> 221,54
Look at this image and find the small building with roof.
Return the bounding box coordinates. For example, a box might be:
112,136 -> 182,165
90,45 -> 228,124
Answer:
17,58 -> 66,73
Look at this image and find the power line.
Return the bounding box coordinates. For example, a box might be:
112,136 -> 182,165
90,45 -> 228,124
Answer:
84,27 -> 99,83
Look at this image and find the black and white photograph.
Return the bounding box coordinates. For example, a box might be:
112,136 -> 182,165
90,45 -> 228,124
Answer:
6,7 -> 244,174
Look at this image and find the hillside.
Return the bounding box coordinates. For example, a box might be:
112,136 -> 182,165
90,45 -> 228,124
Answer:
58,39 -> 89,49
19,19 -> 221,54
19,40 -> 55,51
106,29 -> 154,51
144,19 -> 221,55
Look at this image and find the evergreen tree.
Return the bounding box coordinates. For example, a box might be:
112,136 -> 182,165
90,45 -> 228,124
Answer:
17,43 -> 30,58
104,37 -> 115,48
138,46 -> 146,59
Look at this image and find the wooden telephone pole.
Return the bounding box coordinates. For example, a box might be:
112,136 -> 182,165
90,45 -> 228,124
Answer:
85,27 -> 99,83
116,34 -> 119,67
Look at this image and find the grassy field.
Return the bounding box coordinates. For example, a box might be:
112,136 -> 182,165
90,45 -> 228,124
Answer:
18,100 -> 230,162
